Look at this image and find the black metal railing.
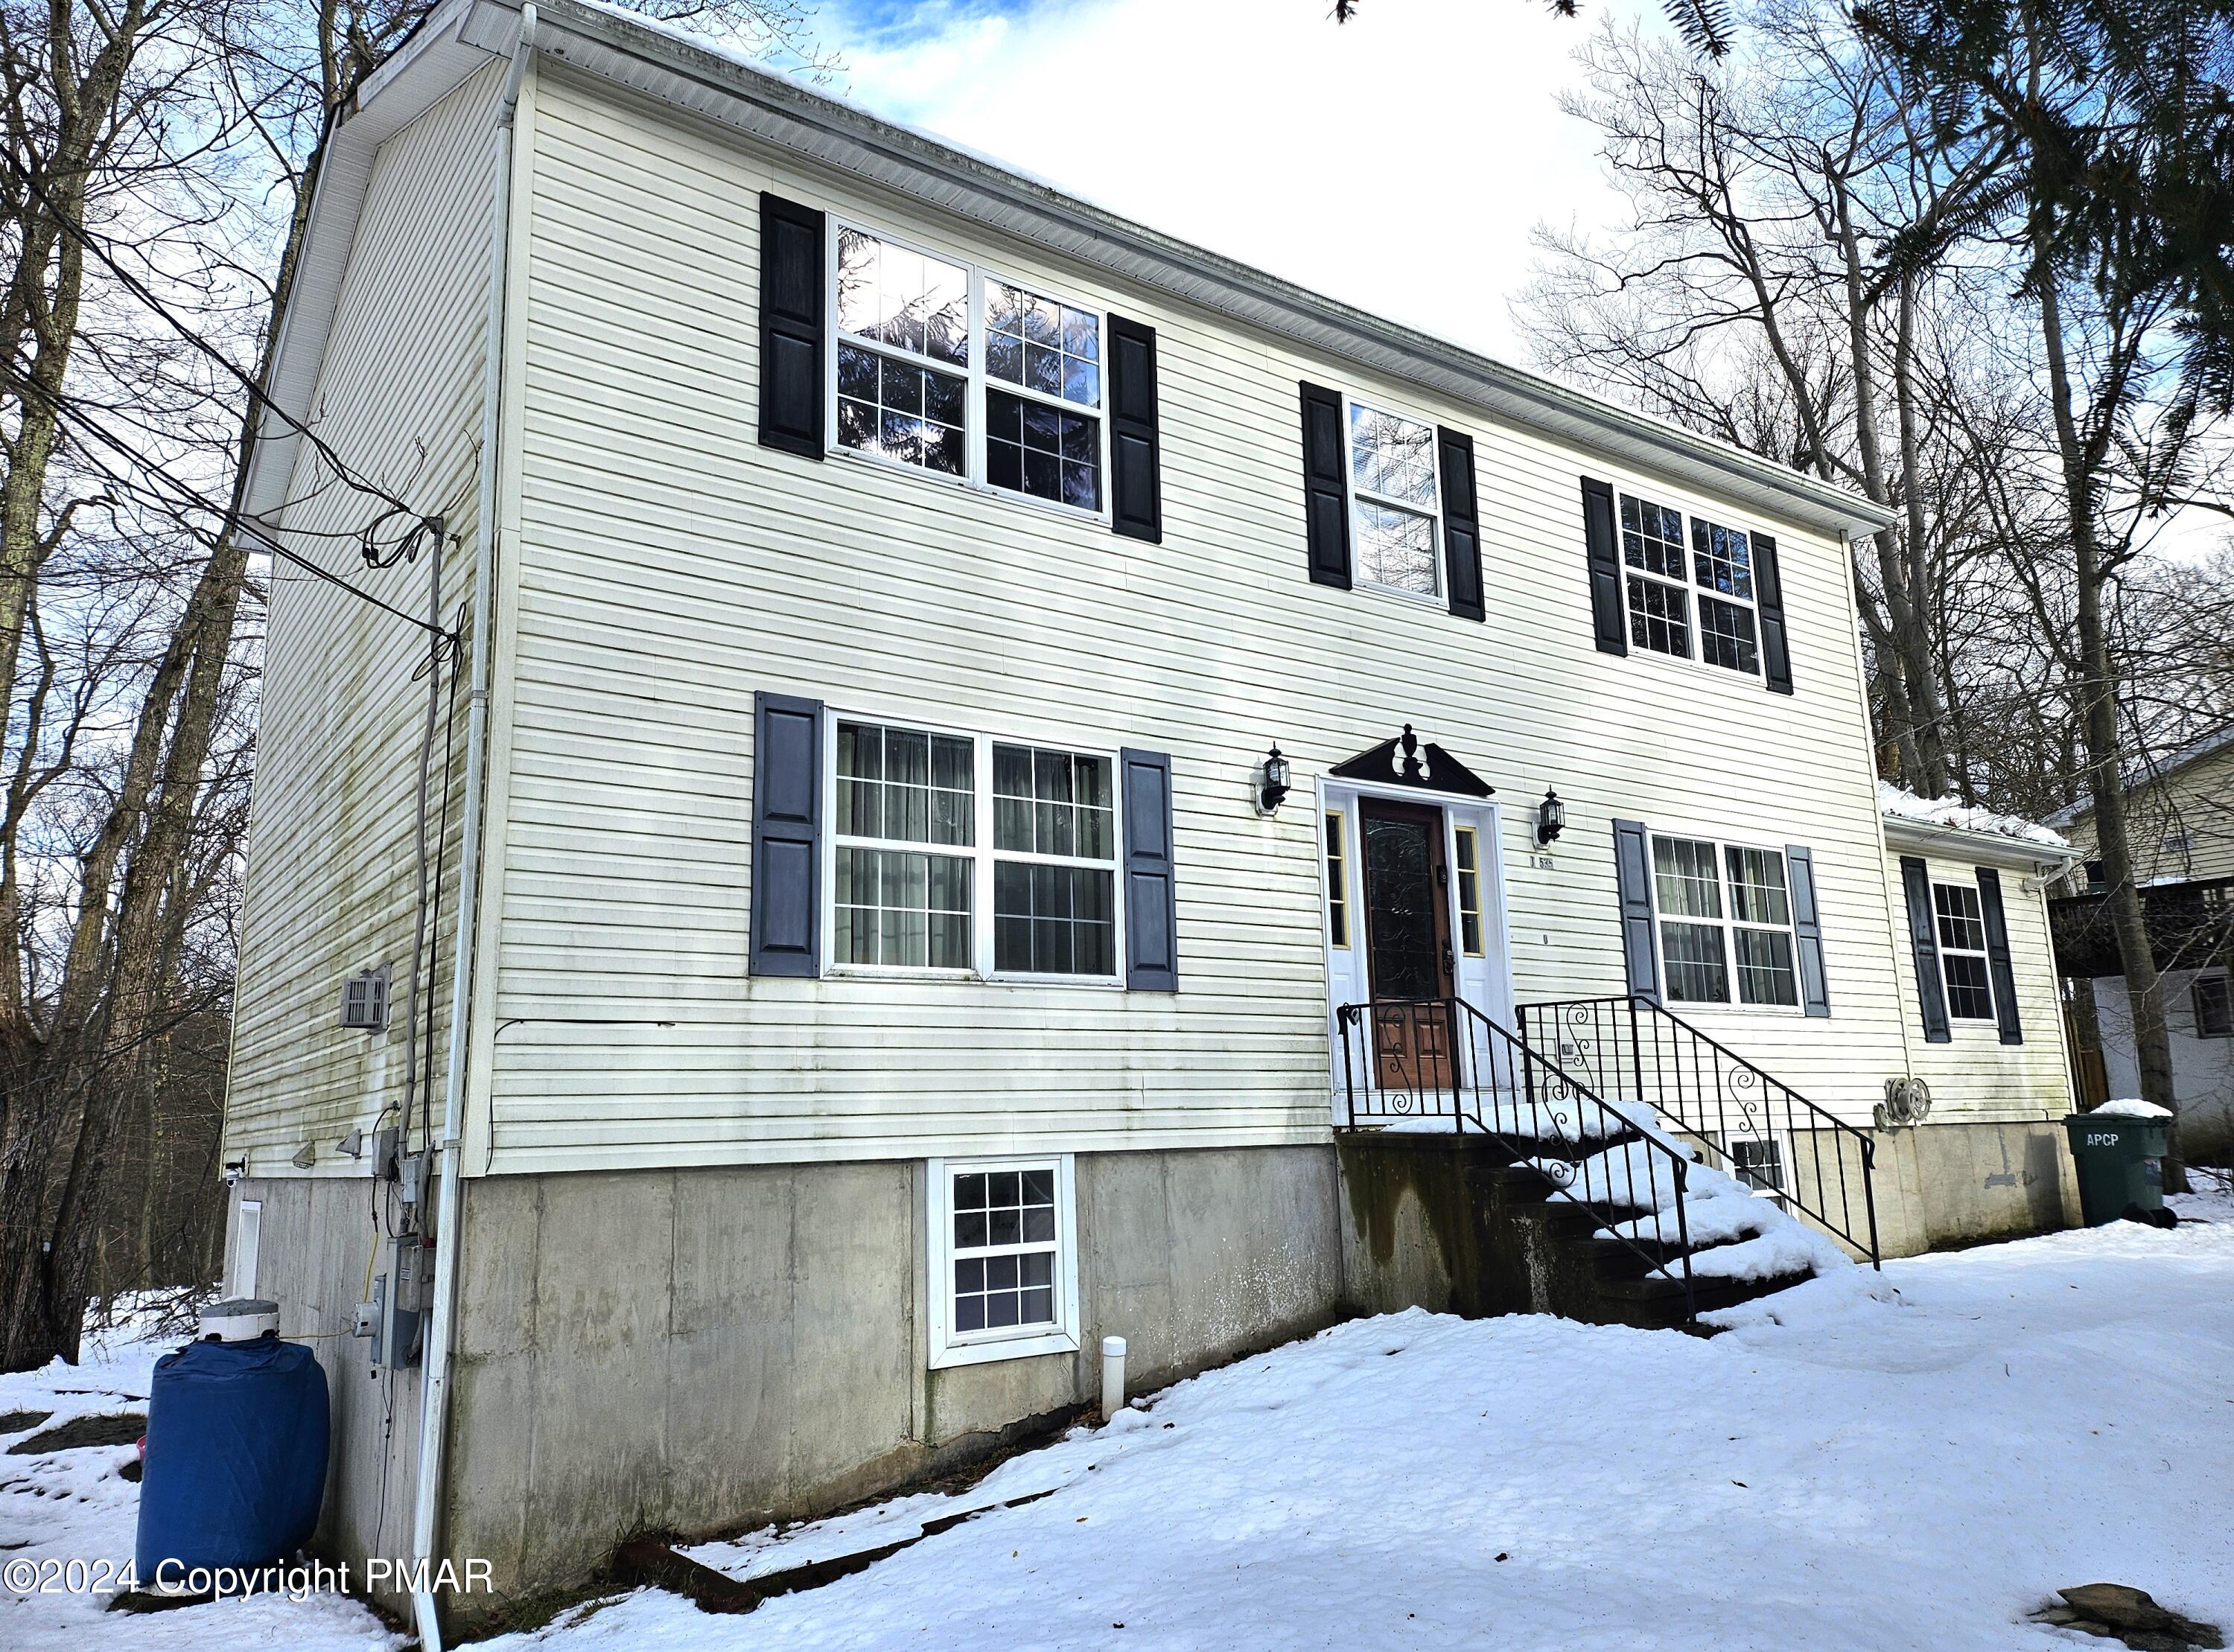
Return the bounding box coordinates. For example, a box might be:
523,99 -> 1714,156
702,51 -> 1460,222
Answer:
1515,995 -> 1881,1269
1336,995 -> 1698,1322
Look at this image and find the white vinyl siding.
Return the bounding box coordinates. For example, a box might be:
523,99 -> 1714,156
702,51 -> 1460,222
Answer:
234,60 -> 1993,1176
223,66 -> 502,1170
1886,841 -> 2074,1117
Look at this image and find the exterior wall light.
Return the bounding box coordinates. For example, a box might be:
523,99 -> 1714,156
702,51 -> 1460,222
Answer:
1256,744 -> 1292,816
1536,788 -> 1566,846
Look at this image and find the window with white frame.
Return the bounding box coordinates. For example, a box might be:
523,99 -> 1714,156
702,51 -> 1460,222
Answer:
992,744 -> 1116,976
1729,1136 -> 1785,1194
1619,494 -> 1763,677
1347,401 -> 1442,597
832,717 -> 1118,980
1932,881 -> 1996,1021
832,223 -> 1104,514
1651,835 -> 1801,1008
930,1156 -> 1079,1368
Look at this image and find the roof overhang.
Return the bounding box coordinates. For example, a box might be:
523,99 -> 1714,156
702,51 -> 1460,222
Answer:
248,0 -> 1896,541
242,0 -> 496,523
1882,814 -> 2081,873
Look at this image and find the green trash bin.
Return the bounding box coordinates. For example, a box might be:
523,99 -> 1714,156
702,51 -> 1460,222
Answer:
2062,1112 -> 2169,1226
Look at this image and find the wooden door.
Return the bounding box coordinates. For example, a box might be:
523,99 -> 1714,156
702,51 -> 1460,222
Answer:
1360,800 -> 1456,1091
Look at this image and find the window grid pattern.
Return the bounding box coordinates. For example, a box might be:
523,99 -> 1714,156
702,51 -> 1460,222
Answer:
833,230 -> 970,476
1725,846 -> 1798,1007
1730,1136 -> 1785,1193
1454,826 -> 1485,957
950,1167 -> 1058,1334
1691,517 -> 1761,674
1933,883 -> 1996,1021
1619,494 -> 1764,676
1326,811 -> 1351,948
993,744 -> 1116,978
830,722 -> 1121,980
831,223 -> 1107,518
987,282 -> 1100,407
834,722 -> 976,970
1348,402 -> 1441,596
1652,835 -> 1803,1008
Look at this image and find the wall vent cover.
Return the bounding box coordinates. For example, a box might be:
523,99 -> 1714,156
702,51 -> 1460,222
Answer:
341,966 -> 389,1032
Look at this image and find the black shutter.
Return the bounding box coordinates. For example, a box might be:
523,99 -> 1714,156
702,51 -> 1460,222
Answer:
750,692 -> 823,977
1121,749 -> 1179,992
1900,855 -> 1950,1043
1438,426 -> 1484,622
1299,383 -> 1352,589
758,194 -> 824,459
1753,532 -> 1793,695
1582,477 -> 1627,655
1109,315 -> 1162,543
1975,867 -> 2023,1045
1784,845 -> 1830,1018
1612,819 -> 1660,1003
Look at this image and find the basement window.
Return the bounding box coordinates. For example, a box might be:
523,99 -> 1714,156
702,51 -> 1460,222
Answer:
1729,1137 -> 1785,1194
928,1155 -> 1079,1368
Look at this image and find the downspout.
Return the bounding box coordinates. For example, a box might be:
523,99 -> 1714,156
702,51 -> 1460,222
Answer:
410,10 -> 534,1646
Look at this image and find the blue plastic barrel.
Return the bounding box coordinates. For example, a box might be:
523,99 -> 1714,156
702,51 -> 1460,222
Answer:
134,1333 -> 329,1586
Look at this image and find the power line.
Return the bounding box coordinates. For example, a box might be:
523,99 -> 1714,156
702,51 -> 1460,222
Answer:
0,144 -> 421,521
4,361 -> 459,652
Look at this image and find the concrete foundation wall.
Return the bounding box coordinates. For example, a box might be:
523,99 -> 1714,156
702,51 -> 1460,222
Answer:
431,1143 -> 1343,1622
1861,1119 -> 2081,1255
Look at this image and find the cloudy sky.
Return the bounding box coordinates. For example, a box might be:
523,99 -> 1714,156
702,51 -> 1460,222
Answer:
812,0 -> 1638,365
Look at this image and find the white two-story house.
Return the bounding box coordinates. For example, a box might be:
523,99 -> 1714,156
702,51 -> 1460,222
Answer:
220,0 -> 2081,1629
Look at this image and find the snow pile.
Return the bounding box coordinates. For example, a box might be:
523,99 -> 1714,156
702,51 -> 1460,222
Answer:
1878,781 -> 2070,848
2092,1097 -> 2173,1118
0,1339 -> 402,1652
479,1216 -> 2232,1652
1525,1124 -> 1860,1285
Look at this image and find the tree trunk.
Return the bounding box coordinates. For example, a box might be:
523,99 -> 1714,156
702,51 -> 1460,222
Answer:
2034,246 -> 2183,1186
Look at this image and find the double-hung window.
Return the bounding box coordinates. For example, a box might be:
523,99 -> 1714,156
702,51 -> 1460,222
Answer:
929,1155 -> 1079,1368
1347,401 -> 1442,598
833,223 -> 1106,516
1932,881 -> 1996,1022
1619,494 -> 1763,678
1651,835 -> 1801,1008
832,716 -> 1118,981
992,744 -> 1116,977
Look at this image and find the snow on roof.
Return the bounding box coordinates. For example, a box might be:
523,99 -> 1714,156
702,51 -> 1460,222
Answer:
1878,782 -> 2072,850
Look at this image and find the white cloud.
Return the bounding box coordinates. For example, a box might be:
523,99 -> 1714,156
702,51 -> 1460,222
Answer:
819,0 -> 1627,363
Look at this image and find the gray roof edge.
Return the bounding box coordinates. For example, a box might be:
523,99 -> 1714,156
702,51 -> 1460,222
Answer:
2045,719 -> 2234,826
1880,813 -> 2081,867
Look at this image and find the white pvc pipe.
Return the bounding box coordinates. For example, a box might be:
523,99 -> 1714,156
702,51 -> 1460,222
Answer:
408,12 -> 535,1648
1101,1335 -> 1127,1422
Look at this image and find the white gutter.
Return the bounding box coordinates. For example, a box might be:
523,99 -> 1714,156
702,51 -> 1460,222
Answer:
410,10 -> 533,1646
1880,813 -> 2084,874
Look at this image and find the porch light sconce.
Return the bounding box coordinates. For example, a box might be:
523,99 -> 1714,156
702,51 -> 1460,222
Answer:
1256,744 -> 1292,817
1536,788 -> 1566,846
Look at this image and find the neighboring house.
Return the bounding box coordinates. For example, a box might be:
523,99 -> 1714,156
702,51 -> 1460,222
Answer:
2049,721 -> 2234,1156
218,0 -> 2080,1628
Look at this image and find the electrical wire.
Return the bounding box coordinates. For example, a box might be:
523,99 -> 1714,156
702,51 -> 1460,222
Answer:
0,360 -> 460,652
0,145 -> 422,520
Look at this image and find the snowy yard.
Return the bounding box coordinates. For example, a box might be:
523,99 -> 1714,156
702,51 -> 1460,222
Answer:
6,1190 -> 2232,1652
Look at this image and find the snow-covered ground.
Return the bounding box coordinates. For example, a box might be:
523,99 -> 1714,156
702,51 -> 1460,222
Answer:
6,1190 -> 2232,1652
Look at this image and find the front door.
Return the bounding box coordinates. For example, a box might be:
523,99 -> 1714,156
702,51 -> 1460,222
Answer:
1360,799 -> 1457,1090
